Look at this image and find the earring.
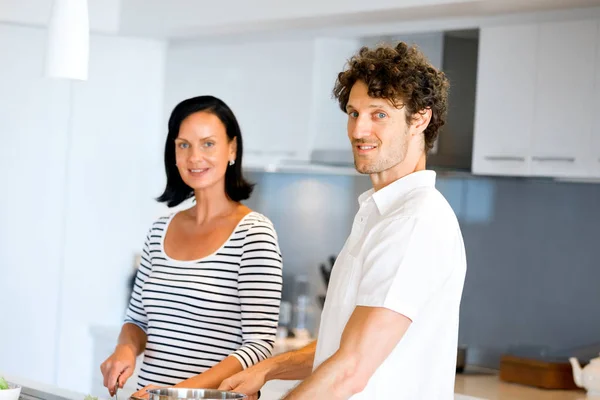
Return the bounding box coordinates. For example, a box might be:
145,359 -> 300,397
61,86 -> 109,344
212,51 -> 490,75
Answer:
229,160 -> 235,166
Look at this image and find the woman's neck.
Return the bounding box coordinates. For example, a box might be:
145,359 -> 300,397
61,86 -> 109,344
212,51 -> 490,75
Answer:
190,183 -> 238,225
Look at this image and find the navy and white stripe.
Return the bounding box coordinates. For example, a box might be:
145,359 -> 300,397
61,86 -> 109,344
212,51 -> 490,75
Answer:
124,211 -> 283,388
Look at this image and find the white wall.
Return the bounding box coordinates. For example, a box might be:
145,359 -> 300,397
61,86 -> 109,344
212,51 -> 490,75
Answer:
0,23 -> 70,385
0,23 -> 167,394
54,35 -> 167,392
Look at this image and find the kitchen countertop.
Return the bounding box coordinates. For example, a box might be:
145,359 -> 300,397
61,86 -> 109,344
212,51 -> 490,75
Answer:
260,379 -> 483,400
454,367 -> 600,400
4,374 -> 90,400
8,367 -> 598,400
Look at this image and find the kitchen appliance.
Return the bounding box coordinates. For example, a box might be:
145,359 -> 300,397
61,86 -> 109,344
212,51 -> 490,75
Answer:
146,388 -> 247,400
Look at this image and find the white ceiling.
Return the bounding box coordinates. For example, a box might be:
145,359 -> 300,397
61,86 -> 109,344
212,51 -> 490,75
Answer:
2,0 -> 600,40
120,0 -> 600,40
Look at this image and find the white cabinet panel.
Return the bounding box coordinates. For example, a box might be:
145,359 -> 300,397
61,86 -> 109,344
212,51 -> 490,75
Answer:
165,40 -> 315,165
0,25 -> 70,384
531,20 -> 598,178
472,24 -> 538,176
309,38 -> 361,153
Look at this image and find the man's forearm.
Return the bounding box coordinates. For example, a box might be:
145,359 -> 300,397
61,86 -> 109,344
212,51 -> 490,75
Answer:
265,341 -> 317,381
282,350 -> 357,400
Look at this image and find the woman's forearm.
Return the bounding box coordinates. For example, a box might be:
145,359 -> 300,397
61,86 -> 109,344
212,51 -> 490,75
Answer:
118,323 -> 147,356
175,356 -> 244,389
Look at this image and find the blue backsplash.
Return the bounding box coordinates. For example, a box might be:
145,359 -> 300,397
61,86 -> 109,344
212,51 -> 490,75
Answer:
244,170 -> 600,367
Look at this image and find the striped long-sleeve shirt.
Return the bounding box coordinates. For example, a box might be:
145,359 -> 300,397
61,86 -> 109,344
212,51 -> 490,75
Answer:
124,211 -> 283,388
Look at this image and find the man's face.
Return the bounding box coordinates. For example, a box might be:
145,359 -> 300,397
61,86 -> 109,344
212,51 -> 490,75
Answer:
346,80 -> 411,175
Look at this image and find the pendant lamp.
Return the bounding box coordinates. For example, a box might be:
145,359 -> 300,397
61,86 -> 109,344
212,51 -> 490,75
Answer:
45,0 -> 90,80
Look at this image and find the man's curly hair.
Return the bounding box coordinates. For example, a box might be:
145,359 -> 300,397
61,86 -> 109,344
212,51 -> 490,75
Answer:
333,42 -> 450,152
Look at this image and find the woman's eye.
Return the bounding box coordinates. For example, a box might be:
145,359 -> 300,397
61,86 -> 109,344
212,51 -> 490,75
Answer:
376,112 -> 387,119
178,142 -> 189,149
349,111 -> 358,118
204,142 -> 215,148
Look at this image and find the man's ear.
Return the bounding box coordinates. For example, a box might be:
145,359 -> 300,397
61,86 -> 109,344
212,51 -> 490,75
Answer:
411,108 -> 432,136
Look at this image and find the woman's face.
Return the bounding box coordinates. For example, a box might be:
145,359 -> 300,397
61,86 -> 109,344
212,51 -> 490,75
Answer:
174,111 -> 236,193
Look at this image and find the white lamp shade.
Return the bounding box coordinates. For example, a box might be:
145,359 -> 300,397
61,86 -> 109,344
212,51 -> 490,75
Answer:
45,0 -> 90,80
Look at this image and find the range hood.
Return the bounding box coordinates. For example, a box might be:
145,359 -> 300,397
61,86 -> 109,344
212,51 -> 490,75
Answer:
244,149 -> 360,176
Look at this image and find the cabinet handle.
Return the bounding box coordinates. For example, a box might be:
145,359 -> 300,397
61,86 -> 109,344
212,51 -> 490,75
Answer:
484,156 -> 526,162
531,156 -> 575,163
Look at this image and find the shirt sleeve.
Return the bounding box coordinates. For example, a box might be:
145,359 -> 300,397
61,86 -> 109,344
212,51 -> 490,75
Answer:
355,216 -> 457,321
231,219 -> 283,369
123,227 -> 152,333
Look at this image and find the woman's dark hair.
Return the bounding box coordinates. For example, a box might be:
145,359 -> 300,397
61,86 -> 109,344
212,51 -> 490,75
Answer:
156,95 -> 254,207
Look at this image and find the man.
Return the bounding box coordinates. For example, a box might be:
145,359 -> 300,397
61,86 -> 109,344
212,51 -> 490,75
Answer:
219,42 -> 467,400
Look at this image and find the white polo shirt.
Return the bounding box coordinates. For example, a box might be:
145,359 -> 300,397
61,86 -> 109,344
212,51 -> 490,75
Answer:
313,170 -> 467,399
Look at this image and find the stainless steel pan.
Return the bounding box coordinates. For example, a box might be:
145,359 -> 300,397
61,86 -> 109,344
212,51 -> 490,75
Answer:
144,388 -> 247,400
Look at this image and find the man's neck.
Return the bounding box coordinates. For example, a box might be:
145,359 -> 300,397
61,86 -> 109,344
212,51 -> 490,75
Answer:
370,153 -> 426,191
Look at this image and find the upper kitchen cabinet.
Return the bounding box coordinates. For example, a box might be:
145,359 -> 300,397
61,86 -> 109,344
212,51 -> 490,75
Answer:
165,39 -> 316,167
308,38 -> 361,163
530,19 -> 599,178
472,24 -> 538,177
473,18 -> 600,179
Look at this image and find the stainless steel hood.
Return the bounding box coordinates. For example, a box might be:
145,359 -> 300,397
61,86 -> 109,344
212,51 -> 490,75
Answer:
244,149 -> 360,176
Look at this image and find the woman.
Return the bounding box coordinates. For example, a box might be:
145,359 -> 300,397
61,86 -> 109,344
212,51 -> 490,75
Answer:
100,95 -> 283,397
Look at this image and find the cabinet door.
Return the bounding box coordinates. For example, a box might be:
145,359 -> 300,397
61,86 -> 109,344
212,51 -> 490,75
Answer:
165,39 -> 315,166
530,20 -> 598,178
310,38 -> 361,153
591,22 -> 600,178
0,25 -> 70,383
472,24 -> 537,176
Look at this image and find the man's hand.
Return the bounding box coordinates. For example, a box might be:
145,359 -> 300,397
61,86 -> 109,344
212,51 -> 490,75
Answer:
218,363 -> 268,400
130,384 -> 163,400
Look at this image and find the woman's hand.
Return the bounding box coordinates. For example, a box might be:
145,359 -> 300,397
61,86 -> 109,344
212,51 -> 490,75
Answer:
130,384 -> 162,400
100,344 -> 137,396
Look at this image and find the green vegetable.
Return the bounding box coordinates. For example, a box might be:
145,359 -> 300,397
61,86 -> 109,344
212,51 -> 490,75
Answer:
83,395 -> 98,400
0,376 -> 10,390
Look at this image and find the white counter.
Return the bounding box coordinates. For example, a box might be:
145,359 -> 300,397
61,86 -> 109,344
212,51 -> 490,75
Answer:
259,379 -> 484,400
4,374 -> 103,400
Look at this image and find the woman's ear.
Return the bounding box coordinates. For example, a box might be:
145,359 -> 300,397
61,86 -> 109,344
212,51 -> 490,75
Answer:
229,136 -> 238,160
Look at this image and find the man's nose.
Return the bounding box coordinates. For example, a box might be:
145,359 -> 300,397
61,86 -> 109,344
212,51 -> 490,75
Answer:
350,115 -> 372,140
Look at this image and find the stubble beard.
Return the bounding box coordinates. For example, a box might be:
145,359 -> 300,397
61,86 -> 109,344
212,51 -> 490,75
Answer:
354,134 -> 409,175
